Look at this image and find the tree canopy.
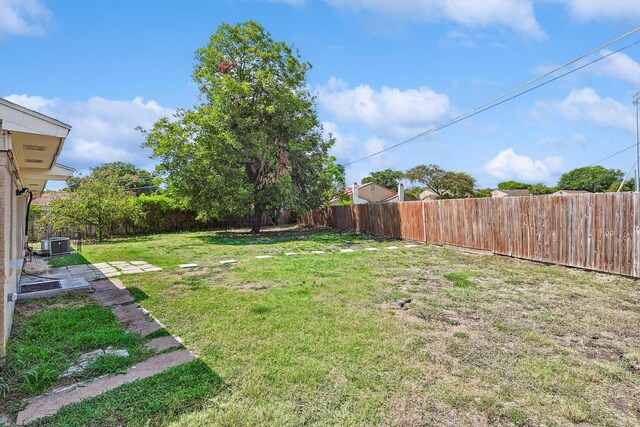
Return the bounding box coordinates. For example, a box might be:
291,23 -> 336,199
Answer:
557,166 -> 623,193
497,181 -> 529,190
143,21 -> 335,232
405,164 -> 476,198
361,169 -> 403,189
45,176 -> 139,242
65,162 -> 157,196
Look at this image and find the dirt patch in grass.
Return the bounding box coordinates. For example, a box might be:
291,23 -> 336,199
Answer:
372,245 -> 640,426
233,282 -> 272,292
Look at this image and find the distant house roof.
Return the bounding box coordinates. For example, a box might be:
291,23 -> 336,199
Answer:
492,189 -> 531,198
32,191 -> 70,207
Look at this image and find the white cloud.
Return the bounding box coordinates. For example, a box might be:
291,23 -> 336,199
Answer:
317,77 -> 452,137
484,148 -> 564,183
541,88 -> 635,132
538,134 -> 588,150
363,135 -> 395,168
0,0 -> 51,38
4,94 -> 175,172
323,0 -> 544,38
556,0 -> 640,21
593,50 -> 640,87
322,121 -> 358,160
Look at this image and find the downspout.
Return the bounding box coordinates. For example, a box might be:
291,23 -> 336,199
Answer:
16,188 -> 32,237
25,190 -> 33,237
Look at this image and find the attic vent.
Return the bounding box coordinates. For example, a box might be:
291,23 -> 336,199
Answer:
24,144 -> 46,151
25,159 -> 43,163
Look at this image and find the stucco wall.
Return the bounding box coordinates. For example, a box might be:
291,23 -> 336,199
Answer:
0,151 -> 26,364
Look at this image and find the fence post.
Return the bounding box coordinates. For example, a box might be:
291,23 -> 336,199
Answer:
421,201 -> 427,243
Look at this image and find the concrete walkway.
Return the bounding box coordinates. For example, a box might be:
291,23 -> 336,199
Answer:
20,261 -> 162,285
16,277 -> 193,426
16,350 -> 195,425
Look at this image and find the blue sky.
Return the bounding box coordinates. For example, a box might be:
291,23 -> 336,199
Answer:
2,0 -> 640,191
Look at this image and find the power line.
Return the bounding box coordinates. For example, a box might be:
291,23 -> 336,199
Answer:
343,27 -> 640,166
586,143 -> 637,167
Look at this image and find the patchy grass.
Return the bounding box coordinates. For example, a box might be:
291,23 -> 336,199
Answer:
12,226 -> 640,426
0,295 -> 149,415
47,252 -> 89,268
30,360 -> 223,427
444,270 -> 482,288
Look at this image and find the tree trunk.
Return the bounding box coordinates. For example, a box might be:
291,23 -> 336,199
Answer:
251,205 -> 263,234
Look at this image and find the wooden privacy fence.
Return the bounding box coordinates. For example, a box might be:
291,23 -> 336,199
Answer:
301,193 -> 640,278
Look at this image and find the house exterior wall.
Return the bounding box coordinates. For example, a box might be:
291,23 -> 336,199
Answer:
0,151 -> 27,364
357,185 -> 396,203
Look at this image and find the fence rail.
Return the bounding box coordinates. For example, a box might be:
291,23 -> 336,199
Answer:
301,193 -> 640,278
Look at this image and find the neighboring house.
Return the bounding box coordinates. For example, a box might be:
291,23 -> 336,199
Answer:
0,98 -> 74,365
491,189 -> 531,198
419,188 -> 451,200
552,190 -> 591,196
329,182 -> 415,205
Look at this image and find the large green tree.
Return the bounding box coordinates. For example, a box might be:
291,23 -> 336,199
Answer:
557,166 -> 623,193
361,169 -> 403,189
144,21 -> 334,233
405,164 -> 476,198
45,177 -> 139,242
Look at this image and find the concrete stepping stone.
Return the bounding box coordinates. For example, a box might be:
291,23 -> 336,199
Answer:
145,336 -> 182,352
62,348 -> 129,377
405,244 -> 419,248
90,280 -> 134,307
16,349 -> 196,426
340,249 -> 355,253
220,260 -> 237,265
141,266 -> 162,272
120,268 -> 144,275
126,316 -> 163,337
311,251 -> 326,254
112,303 -> 149,323
91,263 -> 111,268
130,261 -> 148,266
109,262 -> 130,267
284,252 -> 298,256
365,248 -> 379,251
255,255 -> 272,259
386,246 -> 399,250
179,263 -> 199,268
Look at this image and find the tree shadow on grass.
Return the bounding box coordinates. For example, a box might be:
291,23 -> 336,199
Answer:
127,287 -> 149,303
194,225 -> 383,246
31,359 -> 225,427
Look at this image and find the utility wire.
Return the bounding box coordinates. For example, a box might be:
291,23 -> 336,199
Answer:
343,27 -> 640,166
586,143 -> 637,167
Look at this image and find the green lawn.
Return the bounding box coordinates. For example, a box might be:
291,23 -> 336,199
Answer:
6,226 -> 640,426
